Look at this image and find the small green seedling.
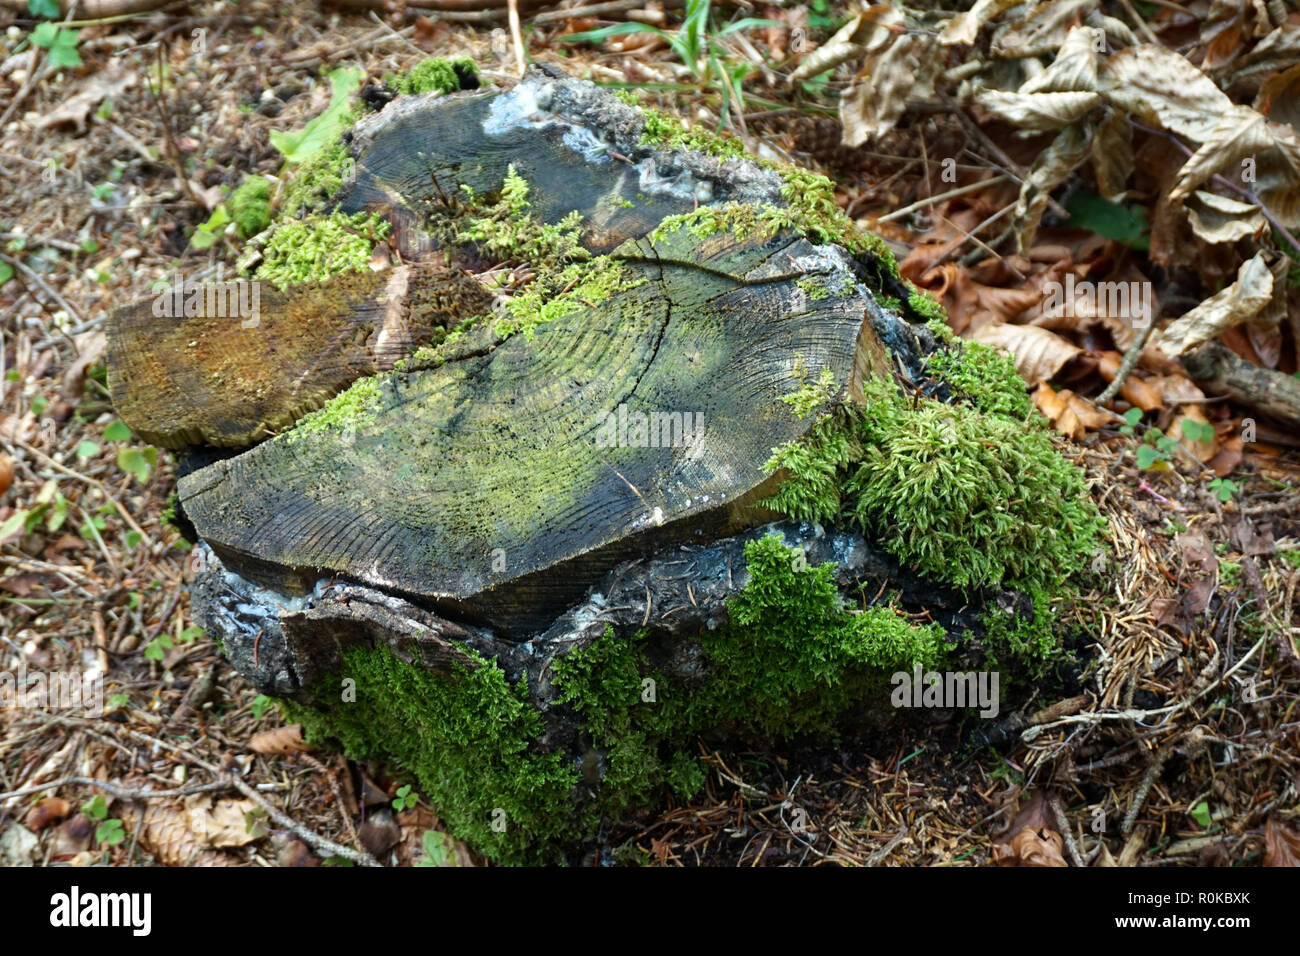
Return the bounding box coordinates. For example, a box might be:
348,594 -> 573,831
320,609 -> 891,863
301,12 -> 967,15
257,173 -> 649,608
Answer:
1208,477 -> 1239,503
393,784 -> 419,811
82,795 -> 125,845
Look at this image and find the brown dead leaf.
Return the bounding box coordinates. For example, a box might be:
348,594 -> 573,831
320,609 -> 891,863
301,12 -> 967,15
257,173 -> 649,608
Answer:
1156,253 -> 1275,356
248,723 -> 311,755
32,66 -> 134,134
1033,383 -> 1117,438
0,455 -> 11,497
1264,818 -> 1300,866
992,790 -> 1068,867
183,794 -> 262,849
973,322 -> 1082,386
1171,407 -> 1219,462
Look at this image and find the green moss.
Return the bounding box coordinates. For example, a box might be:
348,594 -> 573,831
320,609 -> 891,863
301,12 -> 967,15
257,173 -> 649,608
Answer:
281,532 -> 949,864
771,164 -> 898,278
283,371 -> 387,441
228,177 -> 271,239
256,211 -> 389,289
763,377 -> 1106,597
925,340 -> 1033,422
456,165 -> 589,267
796,272 -> 854,302
908,285 -> 950,329
639,107 -> 747,159
285,645 -> 576,865
280,140 -> 353,217
497,257 -> 644,341
779,365 -> 839,418
396,57 -> 478,96
980,586 -> 1060,680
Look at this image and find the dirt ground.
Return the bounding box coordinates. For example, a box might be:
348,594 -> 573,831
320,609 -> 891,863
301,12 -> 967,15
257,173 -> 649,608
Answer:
1,0 -> 1298,867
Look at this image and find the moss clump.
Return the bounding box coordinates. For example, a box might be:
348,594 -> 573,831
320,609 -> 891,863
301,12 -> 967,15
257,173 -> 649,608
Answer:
980,587 -> 1061,680
456,165 -> 588,267
285,533 -> 949,864
796,272 -> 854,302
228,177 -> 271,239
285,646 -> 577,865
771,164 -> 899,279
497,257 -> 643,341
908,285 -> 949,328
925,340 -> 1033,422
283,371 -> 387,442
256,211 -> 389,289
763,377 -> 1106,596
396,57 -> 478,96
639,107 -> 748,160
280,141 -> 353,217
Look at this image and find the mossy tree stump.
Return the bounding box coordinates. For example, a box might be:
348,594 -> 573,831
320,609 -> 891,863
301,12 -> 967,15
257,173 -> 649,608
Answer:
108,65 -> 1104,864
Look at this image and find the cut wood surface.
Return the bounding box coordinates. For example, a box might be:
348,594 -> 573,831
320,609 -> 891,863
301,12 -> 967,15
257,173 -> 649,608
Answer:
107,264 -> 492,448
180,225 -> 892,632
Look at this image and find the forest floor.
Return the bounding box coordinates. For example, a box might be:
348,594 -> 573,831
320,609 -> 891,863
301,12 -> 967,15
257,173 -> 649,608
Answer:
0,0 -> 1298,867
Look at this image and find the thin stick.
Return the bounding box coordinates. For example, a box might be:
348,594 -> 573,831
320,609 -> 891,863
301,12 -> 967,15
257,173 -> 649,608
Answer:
876,175 -> 1008,223
1096,320 -> 1156,407
507,0 -> 527,76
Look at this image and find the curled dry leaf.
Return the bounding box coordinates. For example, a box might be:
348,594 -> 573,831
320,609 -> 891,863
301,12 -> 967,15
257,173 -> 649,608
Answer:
840,27 -> 936,146
974,89 -> 1101,131
989,0 -> 1095,59
248,723 -> 312,755
1033,382 -> 1119,438
24,796 -> 72,832
939,0 -> 1021,46
1169,106 -> 1300,207
972,321 -> 1082,386
1092,107 -> 1134,201
1185,191 -> 1268,244
1019,26 -> 1103,95
1014,121 -> 1094,251
183,794 -> 263,849
1264,818 -> 1300,867
789,4 -> 899,83
1256,62 -> 1300,131
1099,44 -> 1233,144
0,454 -> 12,497
1156,252 -> 1274,356
992,790 -> 1068,867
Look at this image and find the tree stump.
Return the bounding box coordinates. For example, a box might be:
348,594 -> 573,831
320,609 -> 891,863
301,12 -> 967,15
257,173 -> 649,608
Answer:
107,65 -> 1094,864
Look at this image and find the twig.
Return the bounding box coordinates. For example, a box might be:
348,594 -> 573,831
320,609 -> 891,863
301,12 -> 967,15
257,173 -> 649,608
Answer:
1096,320 -> 1156,407
0,775 -> 232,803
0,253 -> 84,323
507,0 -> 527,76
876,175 -> 1008,223
1048,792 -> 1086,867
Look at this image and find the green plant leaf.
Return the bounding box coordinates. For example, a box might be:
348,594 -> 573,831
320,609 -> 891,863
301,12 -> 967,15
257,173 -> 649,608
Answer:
0,262 -> 12,285
1189,801 -> 1212,828
96,818 -> 125,845
1135,445 -> 1160,470
82,795 -> 108,820
75,439 -> 100,460
1065,190 -> 1150,251
117,447 -> 150,483
269,67 -> 361,164
103,420 -> 131,441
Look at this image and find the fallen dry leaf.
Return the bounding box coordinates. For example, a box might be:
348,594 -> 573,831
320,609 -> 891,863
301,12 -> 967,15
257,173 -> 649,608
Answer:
1156,252 -> 1275,356
972,321 -> 1082,385
992,790 -> 1068,867
24,796 -> 72,832
183,794 -> 262,849
1264,818 -> 1300,866
248,723 -> 312,755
